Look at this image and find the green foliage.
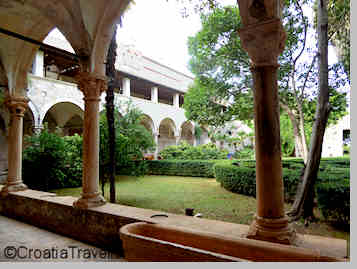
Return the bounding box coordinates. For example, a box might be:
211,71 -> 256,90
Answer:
22,126 -> 82,191
328,0 -> 350,80
184,78 -> 243,126
147,159 -> 219,178
194,125 -> 203,139
214,163 -> 302,202
313,0 -> 350,79
214,164 -> 256,196
316,178 -> 350,228
233,145 -> 255,160
159,141 -> 228,160
62,134 -> 83,186
280,112 -> 296,157
99,103 -> 155,178
185,2 -> 348,160
184,6 -> 254,127
214,157 -> 350,222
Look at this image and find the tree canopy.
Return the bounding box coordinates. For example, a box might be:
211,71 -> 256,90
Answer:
99,102 -> 155,178
183,2 -> 348,159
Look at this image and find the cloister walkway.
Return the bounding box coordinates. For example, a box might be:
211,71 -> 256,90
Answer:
0,215 -> 125,262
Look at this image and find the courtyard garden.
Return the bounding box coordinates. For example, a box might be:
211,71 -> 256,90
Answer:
21,123 -> 350,244
51,174 -> 349,242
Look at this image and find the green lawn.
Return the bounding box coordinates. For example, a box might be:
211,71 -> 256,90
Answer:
52,175 -> 349,240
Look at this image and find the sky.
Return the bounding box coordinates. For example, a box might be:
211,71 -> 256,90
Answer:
116,0 -> 236,76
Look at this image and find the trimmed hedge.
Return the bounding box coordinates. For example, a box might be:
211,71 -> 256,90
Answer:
214,164 -> 256,196
214,163 -> 302,202
146,160 -> 219,178
214,158 -> 350,226
316,178 -> 350,227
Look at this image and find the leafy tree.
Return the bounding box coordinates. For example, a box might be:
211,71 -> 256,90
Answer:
288,0 -> 334,222
159,141 -> 228,160
329,0 -> 350,80
184,6 -> 253,127
99,102 -> 155,183
22,125 -> 82,191
184,3 -> 347,163
280,112 -> 296,157
313,0 -> 350,79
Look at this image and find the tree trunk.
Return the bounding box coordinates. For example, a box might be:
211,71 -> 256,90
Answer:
297,108 -> 309,164
105,25 -> 118,203
280,102 -> 306,160
288,0 -> 330,221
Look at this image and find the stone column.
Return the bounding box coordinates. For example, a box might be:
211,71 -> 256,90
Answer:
239,19 -> 295,244
122,77 -> 131,97
33,50 -> 44,77
151,86 -> 158,103
33,124 -> 44,134
73,72 -> 107,209
173,93 -> 180,108
175,135 -> 180,146
153,132 -> 159,159
0,96 -> 28,195
193,136 -> 197,147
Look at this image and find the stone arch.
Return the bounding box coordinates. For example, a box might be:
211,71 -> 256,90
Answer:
40,98 -> 84,125
140,114 -> 155,135
0,13 -> 54,96
158,118 -> 177,153
28,99 -> 41,127
63,115 -> 84,136
23,108 -> 35,137
42,102 -> 84,134
198,126 -> 210,145
180,121 -> 194,145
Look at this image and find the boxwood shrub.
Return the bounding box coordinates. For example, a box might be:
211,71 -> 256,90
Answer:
214,157 -> 349,203
214,163 -> 302,202
316,178 -> 350,228
214,164 -> 256,196
146,160 -> 218,178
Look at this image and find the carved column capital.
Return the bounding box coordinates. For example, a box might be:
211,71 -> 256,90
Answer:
75,72 -> 108,100
238,19 -> 286,67
5,96 -> 29,117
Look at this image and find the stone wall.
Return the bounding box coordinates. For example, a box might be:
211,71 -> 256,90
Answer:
322,113 -> 350,157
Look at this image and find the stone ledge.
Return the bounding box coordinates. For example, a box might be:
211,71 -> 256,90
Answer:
0,186 -> 348,261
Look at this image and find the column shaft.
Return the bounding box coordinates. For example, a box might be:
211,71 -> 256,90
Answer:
238,19 -> 295,244
154,133 -> 159,159
252,65 -> 285,219
123,77 -> 131,97
151,87 -> 158,103
82,98 -> 100,198
173,93 -> 180,108
33,51 -> 44,77
0,97 -> 28,195
73,72 -> 106,209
